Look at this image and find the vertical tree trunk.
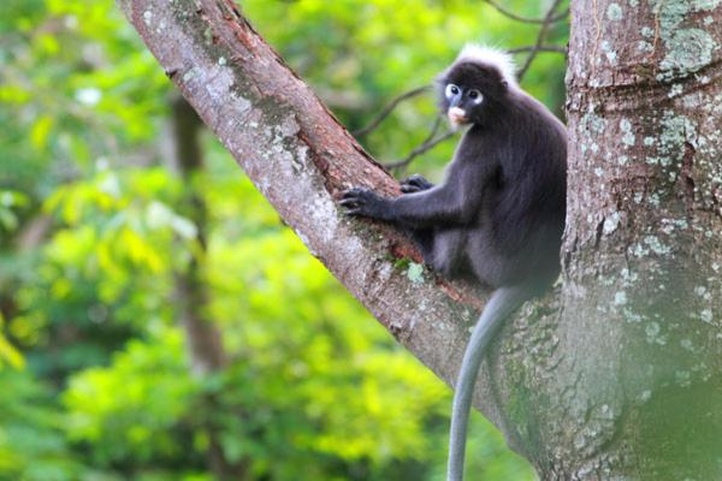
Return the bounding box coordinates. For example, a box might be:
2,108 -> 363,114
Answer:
169,96 -> 248,480
519,1 -> 722,478
170,96 -> 226,376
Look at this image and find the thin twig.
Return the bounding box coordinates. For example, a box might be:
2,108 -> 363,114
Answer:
517,0 -> 567,80
384,115 -> 456,171
509,45 -> 567,56
353,86 -> 430,138
485,0 -> 569,25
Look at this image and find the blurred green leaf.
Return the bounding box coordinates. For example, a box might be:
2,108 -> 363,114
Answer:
0,314 -> 24,369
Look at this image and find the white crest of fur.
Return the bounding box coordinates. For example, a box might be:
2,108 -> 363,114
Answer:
456,44 -> 519,90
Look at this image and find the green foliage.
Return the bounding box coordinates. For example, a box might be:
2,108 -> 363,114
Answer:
0,369 -> 83,481
0,313 -> 24,369
203,183 -> 451,478
63,328 -> 197,468
0,0 -> 169,194
0,190 -> 30,236
0,0 -> 567,479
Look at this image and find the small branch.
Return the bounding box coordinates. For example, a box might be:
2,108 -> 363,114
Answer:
384,114 -> 456,171
353,86 -> 430,138
485,0 -> 569,25
509,45 -> 567,56
517,0 -> 568,80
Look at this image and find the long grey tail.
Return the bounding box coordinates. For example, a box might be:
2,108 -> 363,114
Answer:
446,285 -> 531,481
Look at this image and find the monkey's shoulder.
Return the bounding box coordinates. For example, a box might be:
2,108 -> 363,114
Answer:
511,92 -> 567,138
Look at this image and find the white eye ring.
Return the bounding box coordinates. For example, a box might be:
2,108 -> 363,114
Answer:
468,89 -> 483,105
445,83 -> 460,99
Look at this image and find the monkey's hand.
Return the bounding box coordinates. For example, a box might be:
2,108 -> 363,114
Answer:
400,174 -> 434,193
339,188 -> 390,220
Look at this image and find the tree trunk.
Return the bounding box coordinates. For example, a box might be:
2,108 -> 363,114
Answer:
538,1 -> 722,478
119,0 -> 722,478
167,96 -> 248,479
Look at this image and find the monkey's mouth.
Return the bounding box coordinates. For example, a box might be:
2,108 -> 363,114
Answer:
447,107 -> 469,126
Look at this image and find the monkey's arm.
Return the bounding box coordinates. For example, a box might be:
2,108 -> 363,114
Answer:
341,182 -> 478,229
341,157 -> 496,227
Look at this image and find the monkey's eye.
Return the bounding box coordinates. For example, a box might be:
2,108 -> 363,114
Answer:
445,84 -> 460,99
468,89 -> 484,105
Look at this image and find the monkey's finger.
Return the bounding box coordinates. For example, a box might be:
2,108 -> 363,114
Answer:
342,203 -> 371,217
344,208 -> 364,216
339,202 -> 359,211
401,173 -> 422,183
340,187 -> 369,198
400,184 -> 422,193
338,196 -> 361,208
400,176 -> 433,194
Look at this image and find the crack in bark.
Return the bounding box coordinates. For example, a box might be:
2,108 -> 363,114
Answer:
679,141 -> 697,215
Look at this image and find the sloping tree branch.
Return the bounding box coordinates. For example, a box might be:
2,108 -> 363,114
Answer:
117,0 -> 500,406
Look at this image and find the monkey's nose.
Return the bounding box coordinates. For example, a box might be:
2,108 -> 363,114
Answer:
448,107 -> 468,126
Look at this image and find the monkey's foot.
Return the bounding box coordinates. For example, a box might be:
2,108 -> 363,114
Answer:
400,174 -> 434,193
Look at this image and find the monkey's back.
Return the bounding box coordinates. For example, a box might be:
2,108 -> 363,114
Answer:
465,93 -> 567,291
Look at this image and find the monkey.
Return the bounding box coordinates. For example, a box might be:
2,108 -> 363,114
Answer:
340,44 -> 567,480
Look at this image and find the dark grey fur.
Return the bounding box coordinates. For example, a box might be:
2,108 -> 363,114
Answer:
340,47 -> 567,481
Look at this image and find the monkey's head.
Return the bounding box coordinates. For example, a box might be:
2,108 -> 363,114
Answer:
437,45 -> 518,128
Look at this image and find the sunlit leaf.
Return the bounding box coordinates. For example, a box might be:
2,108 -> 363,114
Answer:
0,315 -> 24,369
30,115 -> 54,150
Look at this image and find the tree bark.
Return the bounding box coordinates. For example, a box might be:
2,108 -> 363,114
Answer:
118,0 -> 722,479
543,1 -> 722,478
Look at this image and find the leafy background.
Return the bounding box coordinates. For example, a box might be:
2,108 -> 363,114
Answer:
0,1 -> 567,479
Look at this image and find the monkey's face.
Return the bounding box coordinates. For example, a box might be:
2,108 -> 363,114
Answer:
438,61 -> 509,128
444,83 -> 483,128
